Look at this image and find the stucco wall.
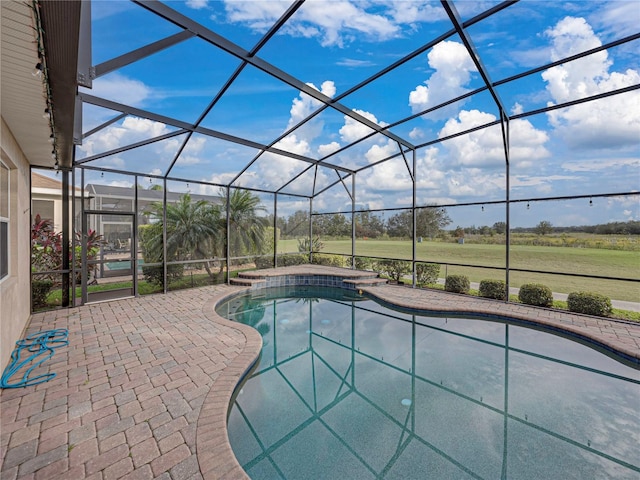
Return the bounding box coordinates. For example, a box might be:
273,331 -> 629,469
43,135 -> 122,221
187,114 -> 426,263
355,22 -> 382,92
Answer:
1,117 -> 32,371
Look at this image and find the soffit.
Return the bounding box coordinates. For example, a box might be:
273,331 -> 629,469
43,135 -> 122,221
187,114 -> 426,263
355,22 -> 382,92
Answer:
1,1 -> 52,167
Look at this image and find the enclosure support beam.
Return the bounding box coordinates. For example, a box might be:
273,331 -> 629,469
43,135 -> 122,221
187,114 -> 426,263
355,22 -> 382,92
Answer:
504,127 -> 511,300
309,196 -> 314,264
80,169 -> 88,304
162,178 -> 168,294
351,174 -> 356,269
133,176 -> 139,297
226,186 -> 231,285
274,194 -> 278,268
61,169 -> 70,307
412,149 -> 417,288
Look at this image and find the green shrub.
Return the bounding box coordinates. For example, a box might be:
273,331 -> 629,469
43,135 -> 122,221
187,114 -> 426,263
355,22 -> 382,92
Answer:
376,259 -> 411,282
280,254 -> 308,266
311,254 -> 345,267
297,236 -> 323,253
479,279 -> 507,300
444,274 -> 470,294
254,256 -> 274,269
32,279 -> 53,308
567,291 -> 612,317
142,264 -> 184,286
355,256 -> 375,270
416,263 -> 440,285
518,283 -> 553,307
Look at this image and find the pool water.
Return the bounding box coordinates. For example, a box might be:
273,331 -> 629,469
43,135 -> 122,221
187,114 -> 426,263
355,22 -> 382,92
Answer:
217,287 -> 640,480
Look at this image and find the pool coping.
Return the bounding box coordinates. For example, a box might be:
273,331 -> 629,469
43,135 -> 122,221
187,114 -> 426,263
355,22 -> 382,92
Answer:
197,265 -> 639,479
196,288 -> 261,480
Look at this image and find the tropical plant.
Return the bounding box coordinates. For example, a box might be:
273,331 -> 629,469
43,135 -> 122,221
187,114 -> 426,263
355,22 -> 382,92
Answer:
228,188 -> 267,259
143,193 -> 222,279
31,214 -> 104,283
31,214 -> 62,275
141,189 -> 267,280
298,236 -> 323,253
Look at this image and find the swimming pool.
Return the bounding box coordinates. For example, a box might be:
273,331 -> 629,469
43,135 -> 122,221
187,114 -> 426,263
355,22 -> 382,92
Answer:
217,286 -> 640,479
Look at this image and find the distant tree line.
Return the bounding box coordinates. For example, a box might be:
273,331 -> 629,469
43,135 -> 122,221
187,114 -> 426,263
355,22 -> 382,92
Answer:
512,220 -> 640,235
273,207 -> 452,239
275,210 -> 639,239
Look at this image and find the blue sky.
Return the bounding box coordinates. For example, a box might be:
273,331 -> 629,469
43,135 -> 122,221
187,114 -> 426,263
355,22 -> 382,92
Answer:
74,0 -> 639,228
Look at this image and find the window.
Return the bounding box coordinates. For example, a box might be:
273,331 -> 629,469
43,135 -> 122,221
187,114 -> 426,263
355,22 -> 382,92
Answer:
32,199 -> 55,222
0,162 -> 9,280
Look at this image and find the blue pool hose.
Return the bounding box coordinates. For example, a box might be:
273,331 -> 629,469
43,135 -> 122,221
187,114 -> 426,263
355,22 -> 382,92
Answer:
0,329 -> 69,388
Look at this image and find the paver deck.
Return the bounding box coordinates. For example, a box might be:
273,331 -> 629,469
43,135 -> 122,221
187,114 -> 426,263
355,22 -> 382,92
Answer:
1,266 -> 639,480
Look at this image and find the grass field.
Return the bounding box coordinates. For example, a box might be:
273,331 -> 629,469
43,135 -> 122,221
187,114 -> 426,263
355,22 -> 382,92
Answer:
278,239 -> 640,302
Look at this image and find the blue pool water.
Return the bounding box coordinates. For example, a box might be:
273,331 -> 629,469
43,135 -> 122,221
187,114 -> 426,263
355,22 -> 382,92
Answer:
216,287 -> 640,480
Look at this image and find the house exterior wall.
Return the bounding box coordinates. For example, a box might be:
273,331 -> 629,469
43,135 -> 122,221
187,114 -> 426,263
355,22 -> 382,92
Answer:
0,117 -> 33,371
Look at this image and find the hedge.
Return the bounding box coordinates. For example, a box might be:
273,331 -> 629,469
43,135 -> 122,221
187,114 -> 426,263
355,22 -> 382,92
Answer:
479,279 -> 507,300
376,259 -> 411,282
518,283 -> 553,307
567,291 -> 612,317
445,274 -> 470,294
416,263 -> 440,285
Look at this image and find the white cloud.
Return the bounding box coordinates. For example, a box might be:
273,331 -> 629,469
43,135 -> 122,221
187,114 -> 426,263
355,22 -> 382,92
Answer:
561,157 -> 639,172
224,0 -> 399,47
438,110 -> 549,168
336,58 -> 376,68
359,141 -> 418,198
79,117 -> 171,158
222,1 -> 289,31
108,180 -> 133,188
186,0 -> 208,9
287,81 -> 336,140
288,81 -> 336,128
408,41 -> 477,119
385,0 -> 448,24
365,140 -> 397,164
542,16 -> 640,150
415,147 -> 443,190
511,103 -> 524,115
409,127 -> 424,140
204,172 -> 241,188
318,142 -> 341,157
592,1 -> 640,38
242,134 -> 322,193
94,156 -> 125,171
510,174 -> 580,188
339,109 -> 386,143
88,73 -> 152,108
445,169 -> 505,197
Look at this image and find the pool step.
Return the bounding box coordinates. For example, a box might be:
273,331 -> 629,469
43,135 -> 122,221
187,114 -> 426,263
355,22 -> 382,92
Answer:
343,277 -> 388,288
229,277 -> 260,287
229,265 -> 388,289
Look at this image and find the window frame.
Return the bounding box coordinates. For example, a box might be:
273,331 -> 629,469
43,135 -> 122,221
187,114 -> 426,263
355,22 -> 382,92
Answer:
0,161 -> 9,281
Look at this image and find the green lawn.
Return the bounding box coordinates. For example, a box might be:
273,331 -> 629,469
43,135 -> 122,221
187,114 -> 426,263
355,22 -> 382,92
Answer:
279,238 -> 640,302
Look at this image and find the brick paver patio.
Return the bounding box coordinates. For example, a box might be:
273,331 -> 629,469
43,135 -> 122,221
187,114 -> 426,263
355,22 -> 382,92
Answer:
1,266 -> 638,479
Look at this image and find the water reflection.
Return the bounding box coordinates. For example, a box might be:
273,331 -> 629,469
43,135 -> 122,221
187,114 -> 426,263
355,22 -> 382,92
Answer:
219,288 -> 640,480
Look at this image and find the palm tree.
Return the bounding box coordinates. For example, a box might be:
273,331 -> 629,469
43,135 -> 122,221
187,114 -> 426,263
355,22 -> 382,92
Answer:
141,189 -> 268,282
143,193 -> 222,278
227,188 -> 267,259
